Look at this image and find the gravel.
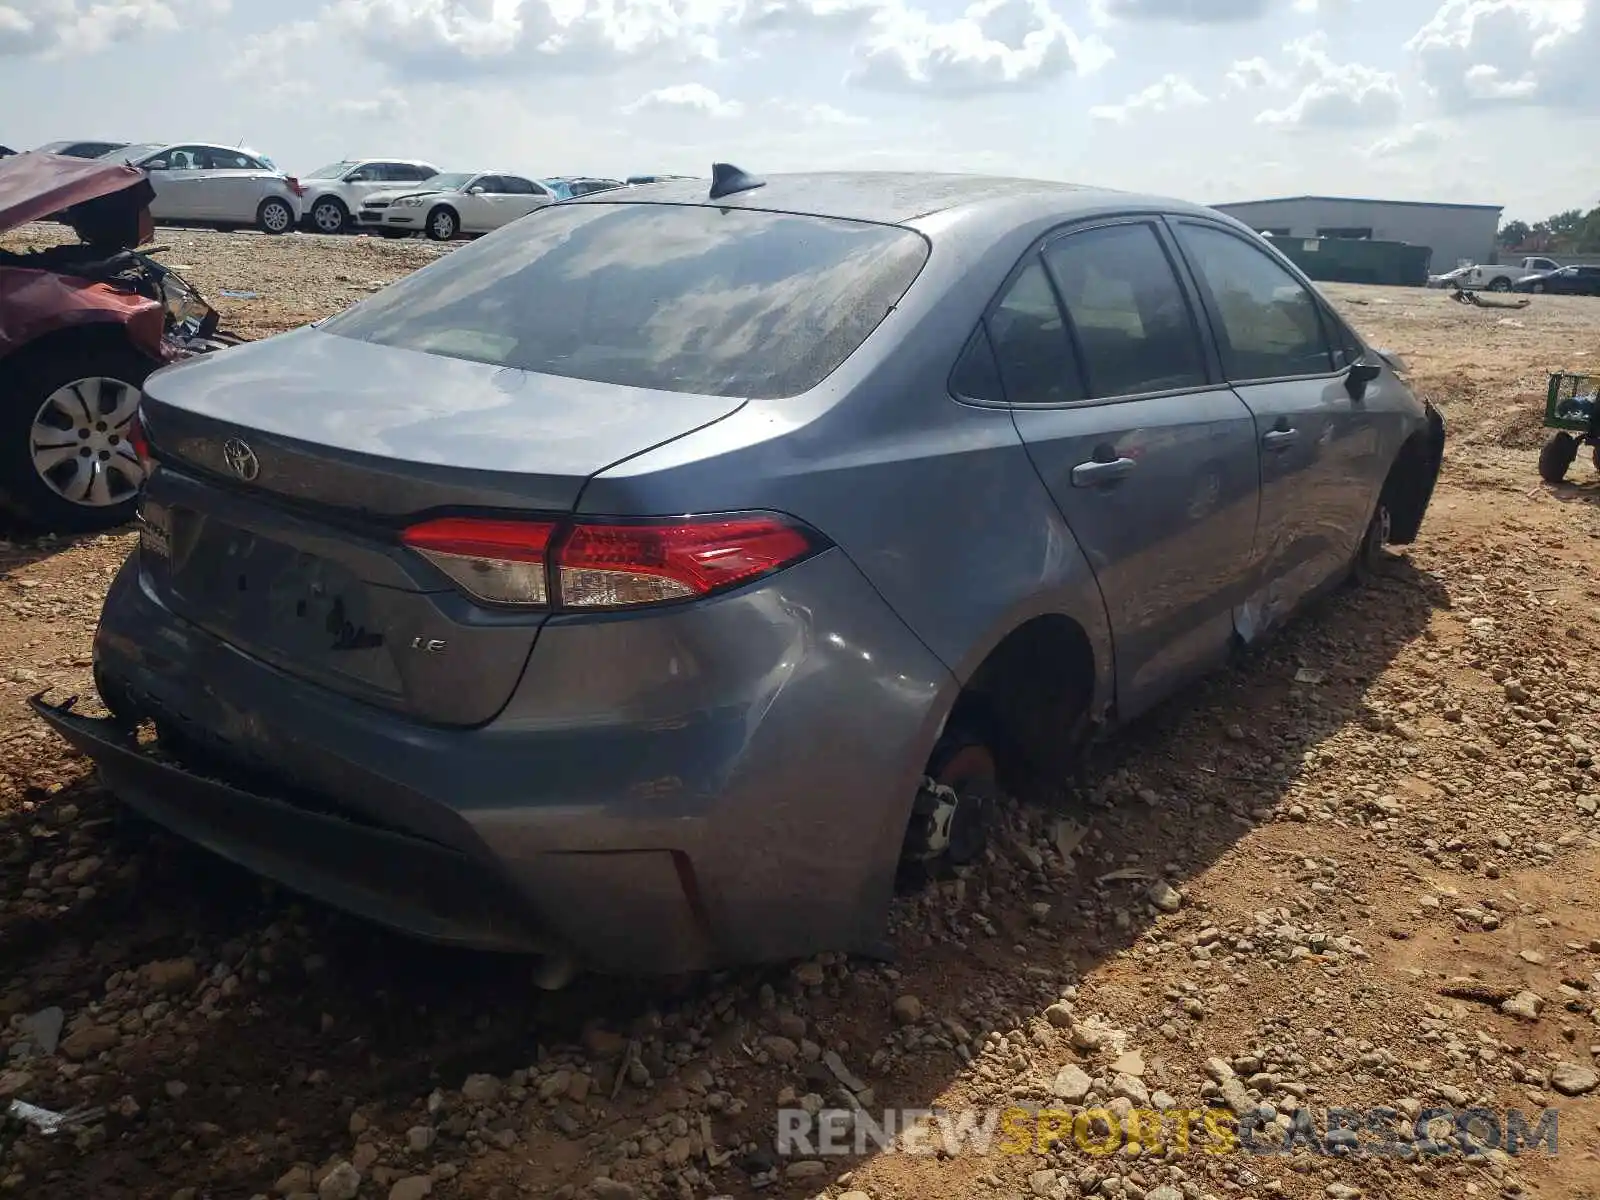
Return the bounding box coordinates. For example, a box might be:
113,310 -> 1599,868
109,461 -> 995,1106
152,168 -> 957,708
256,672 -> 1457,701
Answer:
1,243 -> 1598,1200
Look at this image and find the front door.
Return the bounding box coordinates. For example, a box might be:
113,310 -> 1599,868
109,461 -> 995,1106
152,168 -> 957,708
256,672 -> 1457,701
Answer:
998,219 -> 1262,719
142,146 -> 208,220
1168,218 -> 1383,633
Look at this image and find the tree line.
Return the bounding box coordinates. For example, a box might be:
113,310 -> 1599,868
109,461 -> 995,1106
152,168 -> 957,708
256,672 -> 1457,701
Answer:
1499,206 -> 1600,255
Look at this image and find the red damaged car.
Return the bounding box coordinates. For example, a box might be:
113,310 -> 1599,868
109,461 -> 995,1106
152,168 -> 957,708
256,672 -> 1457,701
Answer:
0,152 -> 237,531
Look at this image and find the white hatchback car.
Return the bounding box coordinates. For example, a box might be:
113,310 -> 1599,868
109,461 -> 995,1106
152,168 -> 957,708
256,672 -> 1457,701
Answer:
299,159 -> 439,235
103,143 -> 304,234
356,171 -> 556,240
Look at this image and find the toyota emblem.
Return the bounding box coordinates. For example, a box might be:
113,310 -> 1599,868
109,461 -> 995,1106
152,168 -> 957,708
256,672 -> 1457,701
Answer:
222,438 -> 260,482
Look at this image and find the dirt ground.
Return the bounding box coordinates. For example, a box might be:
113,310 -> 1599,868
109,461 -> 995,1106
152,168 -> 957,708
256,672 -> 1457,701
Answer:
4,224 -> 1600,1200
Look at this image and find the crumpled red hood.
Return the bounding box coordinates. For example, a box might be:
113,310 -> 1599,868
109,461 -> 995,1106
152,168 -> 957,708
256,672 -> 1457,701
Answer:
0,151 -> 148,237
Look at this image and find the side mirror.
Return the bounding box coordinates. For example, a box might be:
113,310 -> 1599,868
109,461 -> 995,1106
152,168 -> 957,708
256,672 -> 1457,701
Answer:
467,186 -> 486,195
1346,358 -> 1382,401
145,160 -> 168,171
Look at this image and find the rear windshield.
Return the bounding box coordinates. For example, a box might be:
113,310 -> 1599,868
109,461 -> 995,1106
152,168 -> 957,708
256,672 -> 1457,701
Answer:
321,202 -> 930,399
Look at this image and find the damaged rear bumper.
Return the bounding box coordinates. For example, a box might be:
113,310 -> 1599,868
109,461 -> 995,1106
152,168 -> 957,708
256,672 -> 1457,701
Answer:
30,694 -> 554,955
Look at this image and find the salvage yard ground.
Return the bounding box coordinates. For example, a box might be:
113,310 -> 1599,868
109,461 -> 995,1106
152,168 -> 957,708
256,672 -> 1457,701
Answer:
4,223 -> 1600,1200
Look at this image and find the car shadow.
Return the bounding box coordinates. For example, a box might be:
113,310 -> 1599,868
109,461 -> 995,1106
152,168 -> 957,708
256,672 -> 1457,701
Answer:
0,522 -> 124,574
0,553 -> 1448,1199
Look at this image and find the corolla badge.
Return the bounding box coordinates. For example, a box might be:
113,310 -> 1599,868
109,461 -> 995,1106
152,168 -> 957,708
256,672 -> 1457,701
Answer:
222,437 -> 260,481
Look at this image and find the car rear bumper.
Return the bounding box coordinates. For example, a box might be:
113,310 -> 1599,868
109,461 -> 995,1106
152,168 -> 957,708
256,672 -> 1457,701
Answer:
56,546 -> 953,972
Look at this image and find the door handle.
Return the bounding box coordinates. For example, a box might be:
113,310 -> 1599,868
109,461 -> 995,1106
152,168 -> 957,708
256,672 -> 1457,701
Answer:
1262,428 -> 1299,451
1071,457 -> 1137,487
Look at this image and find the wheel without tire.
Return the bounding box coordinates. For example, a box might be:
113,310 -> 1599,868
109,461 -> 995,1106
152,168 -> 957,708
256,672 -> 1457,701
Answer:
257,197 -> 294,234
426,205 -> 459,241
1349,496 -> 1393,585
1488,277 -> 1512,292
902,732 -> 997,871
0,341 -> 152,531
1540,432 -> 1579,484
309,197 -> 348,235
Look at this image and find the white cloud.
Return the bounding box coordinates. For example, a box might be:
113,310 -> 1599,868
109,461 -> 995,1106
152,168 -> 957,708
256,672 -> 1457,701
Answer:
1226,55 -> 1282,89
1255,33 -> 1403,128
737,0 -> 881,35
1090,72 -> 1205,121
1366,120 -> 1445,156
0,0 -> 227,57
851,0 -> 1110,95
1408,0 -> 1599,111
624,81 -> 743,115
325,0 -> 731,79
768,98 -> 867,124
1095,0 -> 1271,22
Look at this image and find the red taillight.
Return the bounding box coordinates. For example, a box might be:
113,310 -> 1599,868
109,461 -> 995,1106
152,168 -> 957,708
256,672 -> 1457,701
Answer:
128,409 -> 152,470
402,517 -> 555,605
286,176 -> 306,197
557,519 -> 817,608
400,514 -> 818,609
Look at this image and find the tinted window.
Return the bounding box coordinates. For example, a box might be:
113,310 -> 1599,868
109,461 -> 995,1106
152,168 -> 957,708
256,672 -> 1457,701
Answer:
1176,223 -> 1334,381
397,164 -> 436,182
498,177 -> 538,195
1042,224 -> 1207,398
950,326 -> 1005,404
324,204 -> 929,399
985,259 -> 1081,406
473,176 -> 505,193
196,148 -> 262,170
1324,307 -> 1364,370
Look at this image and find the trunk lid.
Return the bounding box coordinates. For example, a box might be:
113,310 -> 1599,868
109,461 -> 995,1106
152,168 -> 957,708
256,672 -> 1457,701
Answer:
137,327 -> 746,726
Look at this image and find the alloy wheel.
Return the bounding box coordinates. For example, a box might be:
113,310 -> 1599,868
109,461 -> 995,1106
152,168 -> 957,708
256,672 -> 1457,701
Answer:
313,201 -> 345,234
262,201 -> 292,233
29,377 -> 146,508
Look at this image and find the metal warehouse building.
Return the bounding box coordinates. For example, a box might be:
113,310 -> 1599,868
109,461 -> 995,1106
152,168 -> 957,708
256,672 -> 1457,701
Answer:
1209,195 -> 1504,275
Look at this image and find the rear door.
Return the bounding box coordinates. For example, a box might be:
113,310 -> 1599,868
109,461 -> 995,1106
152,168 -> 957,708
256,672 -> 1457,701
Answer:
1001,218 -> 1262,718
1168,218 -> 1383,633
203,148 -> 274,222
496,176 -> 553,223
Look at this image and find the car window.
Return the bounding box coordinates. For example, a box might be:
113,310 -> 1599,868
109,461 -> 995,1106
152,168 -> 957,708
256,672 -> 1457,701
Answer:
498,177 -> 538,195
199,149 -> 262,170
1175,222 -> 1334,381
949,326 -> 1006,404
1323,307 -> 1364,370
984,259 -> 1082,406
346,164 -> 383,182
1042,223 -> 1207,398
472,176 -> 504,193
395,164 -> 435,183
164,146 -> 207,170
323,204 -> 930,400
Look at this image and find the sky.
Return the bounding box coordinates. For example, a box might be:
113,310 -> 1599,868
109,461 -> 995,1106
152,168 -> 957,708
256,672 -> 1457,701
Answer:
2,0 -> 1597,222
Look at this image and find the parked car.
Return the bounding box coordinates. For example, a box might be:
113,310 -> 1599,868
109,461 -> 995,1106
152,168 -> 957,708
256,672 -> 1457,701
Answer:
36,139 -> 130,160
99,143 -> 304,234
33,167 -> 1445,980
1512,265 -> 1600,296
1428,256 -> 1562,291
299,159 -> 439,235
543,176 -> 626,200
0,152 -> 238,531
356,172 -> 555,240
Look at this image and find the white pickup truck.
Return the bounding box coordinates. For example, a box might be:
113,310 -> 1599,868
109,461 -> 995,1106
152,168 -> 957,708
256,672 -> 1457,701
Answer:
1429,256 -> 1562,292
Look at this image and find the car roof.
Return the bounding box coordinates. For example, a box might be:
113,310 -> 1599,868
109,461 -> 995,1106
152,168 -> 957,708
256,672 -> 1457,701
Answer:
562,169 -> 1217,229
351,157 -> 436,166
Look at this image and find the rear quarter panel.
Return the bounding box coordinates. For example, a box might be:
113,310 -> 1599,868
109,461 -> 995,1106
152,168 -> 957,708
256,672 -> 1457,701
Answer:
575,209 -> 1117,718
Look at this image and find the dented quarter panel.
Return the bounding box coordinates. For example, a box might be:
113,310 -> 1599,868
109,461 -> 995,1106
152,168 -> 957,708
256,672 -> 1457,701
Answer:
0,267 -> 167,361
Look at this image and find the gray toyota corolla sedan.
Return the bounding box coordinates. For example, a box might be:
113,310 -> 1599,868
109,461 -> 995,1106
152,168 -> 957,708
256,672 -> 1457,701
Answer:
34,166 -> 1445,979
